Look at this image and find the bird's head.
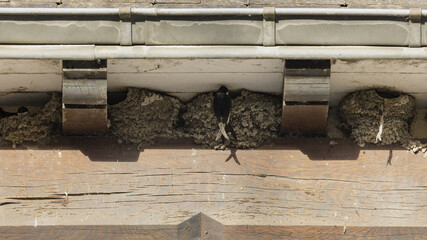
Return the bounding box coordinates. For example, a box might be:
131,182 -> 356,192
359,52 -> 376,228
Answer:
17,106 -> 28,115
217,86 -> 229,95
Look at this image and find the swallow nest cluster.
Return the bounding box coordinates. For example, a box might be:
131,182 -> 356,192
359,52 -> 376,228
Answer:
108,88 -> 183,149
0,93 -> 61,146
182,90 -> 282,149
339,89 -> 426,155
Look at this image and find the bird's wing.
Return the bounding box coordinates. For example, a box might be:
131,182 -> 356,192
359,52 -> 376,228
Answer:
213,93 -> 222,123
223,94 -> 232,124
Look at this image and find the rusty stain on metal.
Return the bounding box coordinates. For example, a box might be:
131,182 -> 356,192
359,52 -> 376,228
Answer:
281,105 -> 329,135
62,108 -> 108,135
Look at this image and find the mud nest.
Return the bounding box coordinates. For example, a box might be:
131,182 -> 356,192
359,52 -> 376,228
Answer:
183,90 -> 282,149
0,93 -> 61,146
339,89 -> 426,154
108,88 -> 183,149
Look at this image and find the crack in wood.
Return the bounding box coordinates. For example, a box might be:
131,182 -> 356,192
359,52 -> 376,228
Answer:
216,173 -> 399,184
7,197 -> 63,201
94,172 -> 134,175
0,202 -> 20,206
6,192 -> 132,202
53,191 -> 132,197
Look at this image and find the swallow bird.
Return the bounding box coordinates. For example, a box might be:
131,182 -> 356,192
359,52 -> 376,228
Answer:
213,86 -> 234,141
17,106 -> 29,116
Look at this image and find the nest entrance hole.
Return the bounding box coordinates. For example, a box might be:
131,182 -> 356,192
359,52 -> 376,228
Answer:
375,89 -> 401,99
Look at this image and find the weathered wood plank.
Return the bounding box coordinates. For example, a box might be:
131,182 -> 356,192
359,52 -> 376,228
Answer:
0,226 -> 177,240
108,59 -> 284,73
0,60 -> 60,74
330,73 -> 427,95
0,60 -> 425,108
0,93 -> 51,107
224,226 -> 427,240
0,137 -> 425,227
107,72 -> 284,93
332,60 -> 427,74
157,0 -> 200,3
0,74 -> 61,92
0,225 -> 425,240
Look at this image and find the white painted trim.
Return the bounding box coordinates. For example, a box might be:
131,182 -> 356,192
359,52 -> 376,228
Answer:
0,45 -> 427,59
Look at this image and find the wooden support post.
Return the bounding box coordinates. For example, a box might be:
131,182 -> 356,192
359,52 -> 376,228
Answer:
281,60 -> 330,135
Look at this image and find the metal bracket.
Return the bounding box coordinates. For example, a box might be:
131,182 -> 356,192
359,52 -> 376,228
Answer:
263,7 -> 276,46
119,7 -> 132,46
281,60 -> 331,135
62,60 -> 108,136
119,7 -> 132,21
408,8 -> 422,48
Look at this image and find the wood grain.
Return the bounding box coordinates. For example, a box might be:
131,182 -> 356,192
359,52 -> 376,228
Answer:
0,59 -> 426,108
0,74 -> 61,92
106,72 -> 284,93
224,226 -> 427,240
108,59 -> 284,73
329,60 -> 427,107
0,226 -> 177,240
0,60 -> 60,74
332,60 -> 427,74
0,226 -> 425,240
0,137 -> 425,227
330,73 -> 427,94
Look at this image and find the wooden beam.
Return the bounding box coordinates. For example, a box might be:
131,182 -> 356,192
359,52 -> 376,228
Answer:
223,226 -> 427,240
0,137 -> 425,228
0,226 -> 177,240
0,225 -> 425,240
